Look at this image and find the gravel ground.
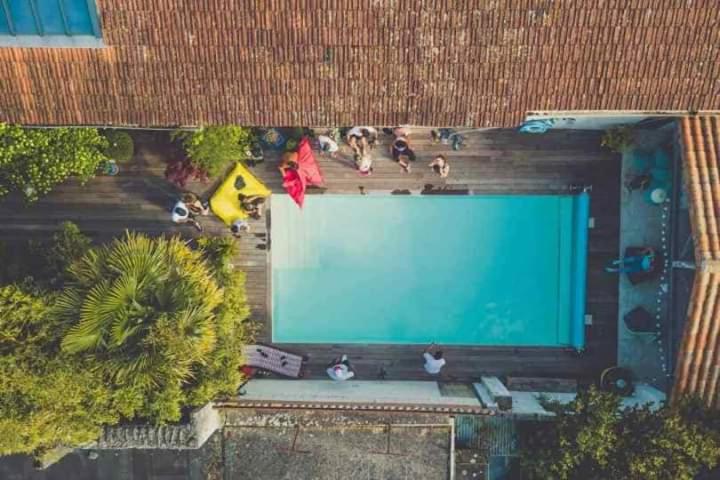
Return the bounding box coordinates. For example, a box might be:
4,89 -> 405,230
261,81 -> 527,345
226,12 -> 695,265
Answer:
222,409 -> 452,480
0,409 -> 453,480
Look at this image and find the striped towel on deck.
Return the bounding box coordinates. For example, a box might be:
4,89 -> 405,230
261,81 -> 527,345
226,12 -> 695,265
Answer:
241,344 -> 304,378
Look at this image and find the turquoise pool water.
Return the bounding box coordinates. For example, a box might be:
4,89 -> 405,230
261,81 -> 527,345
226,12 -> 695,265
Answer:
271,194 -> 587,347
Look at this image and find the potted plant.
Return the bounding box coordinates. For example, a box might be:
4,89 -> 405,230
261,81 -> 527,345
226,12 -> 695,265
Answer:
601,125 -> 634,153
101,129 -> 135,175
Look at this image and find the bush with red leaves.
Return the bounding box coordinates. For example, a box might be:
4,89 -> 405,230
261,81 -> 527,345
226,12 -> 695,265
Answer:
164,158 -> 208,188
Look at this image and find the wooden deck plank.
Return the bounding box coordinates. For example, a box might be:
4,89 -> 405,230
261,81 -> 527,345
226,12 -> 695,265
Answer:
0,128 -> 620,383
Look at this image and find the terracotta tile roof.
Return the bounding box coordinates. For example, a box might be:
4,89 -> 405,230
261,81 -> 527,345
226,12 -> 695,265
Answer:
1,1 -> 720,127
673,116 -> 720,408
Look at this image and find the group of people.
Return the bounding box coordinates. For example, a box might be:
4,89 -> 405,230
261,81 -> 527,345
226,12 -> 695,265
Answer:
326,343 -> 446,381
171,191 -> 265,237
171,126 -> 451,232
316,127 -> 451,178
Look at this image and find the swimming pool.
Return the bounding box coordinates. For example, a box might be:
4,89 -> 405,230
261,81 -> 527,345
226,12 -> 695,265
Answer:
271,193 -> 589,348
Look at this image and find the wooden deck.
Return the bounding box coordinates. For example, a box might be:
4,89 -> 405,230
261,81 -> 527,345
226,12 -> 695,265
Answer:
0,128 -> 620,383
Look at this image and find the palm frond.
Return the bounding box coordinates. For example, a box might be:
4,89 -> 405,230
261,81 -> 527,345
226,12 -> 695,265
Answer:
62,279 -> 114,353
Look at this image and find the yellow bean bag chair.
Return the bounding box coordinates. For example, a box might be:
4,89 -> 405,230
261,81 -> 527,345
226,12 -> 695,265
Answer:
210,162 -> 271,225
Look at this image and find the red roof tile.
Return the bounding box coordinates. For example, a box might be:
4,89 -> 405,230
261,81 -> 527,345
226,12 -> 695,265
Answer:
673,116 -> 720,408
1,2 -> 719,127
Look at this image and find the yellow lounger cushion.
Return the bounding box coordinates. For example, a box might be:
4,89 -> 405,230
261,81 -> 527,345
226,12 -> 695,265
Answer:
210,162 -> 271,225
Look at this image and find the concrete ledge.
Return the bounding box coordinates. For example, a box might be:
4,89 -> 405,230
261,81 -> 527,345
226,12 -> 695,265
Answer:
90,402 -> 222,450
481,376 -> 513,411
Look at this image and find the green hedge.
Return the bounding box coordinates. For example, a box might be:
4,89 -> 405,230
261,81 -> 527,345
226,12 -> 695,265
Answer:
0,124 -> 108,202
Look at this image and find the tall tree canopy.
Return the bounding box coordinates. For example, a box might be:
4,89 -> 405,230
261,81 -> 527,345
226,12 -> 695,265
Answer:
514,387 -> 720,480
0,227 -> 253,458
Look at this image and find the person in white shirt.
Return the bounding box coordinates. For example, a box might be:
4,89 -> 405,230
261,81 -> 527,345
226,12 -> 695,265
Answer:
230,219 -> 250,237
317,135 -> 339,157
423,343 -> 446,375
326,354 -> 355,381
171,199 -> 202,231
346,126 -> 378,154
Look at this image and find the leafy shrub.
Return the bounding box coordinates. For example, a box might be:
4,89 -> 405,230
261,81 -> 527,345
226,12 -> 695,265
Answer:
57,233 -> 222,421
0,355 -> 116,459
102,129 -> 134,163
164,157 -> 209,188
0,283 -> 57,353
0,124 -> 109,201
0,226 -> 254,456
197,236 -> 238,280
171,126 -> 254,177
0,284 -> 118,458
57,232 -> 252,423
188,237 -> 253,405
514,387 -> 720,480
601,125 -> 635,153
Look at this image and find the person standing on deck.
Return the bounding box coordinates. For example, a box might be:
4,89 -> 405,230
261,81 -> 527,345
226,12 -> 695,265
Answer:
327,354 -> 355,381
423,343 -> 446,375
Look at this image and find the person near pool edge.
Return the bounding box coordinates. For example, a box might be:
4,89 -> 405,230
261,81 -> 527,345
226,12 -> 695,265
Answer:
423,343 -> 446,375
327,354 -> 355,381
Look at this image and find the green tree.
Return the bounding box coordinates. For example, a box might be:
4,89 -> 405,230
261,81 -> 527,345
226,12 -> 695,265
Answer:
515,387 -> 720,480
172,125 -> 253,177
616,405 -> 719,479
0,227 -> 254,459
57,233 -> 249,423
0,124 -> 108,201
0,284 -> 117,459
188,237 -> 254,405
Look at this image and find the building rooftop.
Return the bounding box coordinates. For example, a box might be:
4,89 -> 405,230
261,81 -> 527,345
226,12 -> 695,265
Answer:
1,2 -> 719,127
673,116 -> 720,408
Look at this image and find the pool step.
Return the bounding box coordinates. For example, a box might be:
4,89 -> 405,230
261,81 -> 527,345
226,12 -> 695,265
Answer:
473,377 -> 513,411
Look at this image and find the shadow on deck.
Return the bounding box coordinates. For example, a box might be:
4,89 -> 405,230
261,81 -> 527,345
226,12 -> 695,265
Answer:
0,127 -> 620,383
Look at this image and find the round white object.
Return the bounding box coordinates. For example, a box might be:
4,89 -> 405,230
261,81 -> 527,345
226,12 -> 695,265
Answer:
650,188 -> 667,204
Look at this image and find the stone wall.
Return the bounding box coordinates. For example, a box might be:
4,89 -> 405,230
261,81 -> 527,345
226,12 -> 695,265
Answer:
91,402 -> 222,450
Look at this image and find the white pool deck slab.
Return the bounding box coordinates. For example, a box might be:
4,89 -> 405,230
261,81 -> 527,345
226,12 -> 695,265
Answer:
239,380 -> 482,406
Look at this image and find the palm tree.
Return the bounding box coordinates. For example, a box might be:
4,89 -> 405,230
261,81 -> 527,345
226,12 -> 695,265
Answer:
57,233 -> 222,390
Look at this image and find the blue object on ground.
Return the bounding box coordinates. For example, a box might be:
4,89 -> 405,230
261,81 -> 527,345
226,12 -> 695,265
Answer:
271,194 -> 589,348
518,119 -> 554,134
606,254 -> 652,274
